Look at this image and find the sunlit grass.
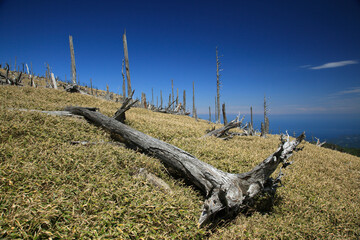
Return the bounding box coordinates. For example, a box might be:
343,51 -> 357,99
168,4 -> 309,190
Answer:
1,85 -> 359,239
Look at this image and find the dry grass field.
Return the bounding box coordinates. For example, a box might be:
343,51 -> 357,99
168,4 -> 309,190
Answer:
1,85 -> 359,239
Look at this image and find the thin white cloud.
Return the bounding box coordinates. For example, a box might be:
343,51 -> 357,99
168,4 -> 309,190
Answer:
310,60 -> 358,70
299,64 -> 312,68
334,87 -> 360,96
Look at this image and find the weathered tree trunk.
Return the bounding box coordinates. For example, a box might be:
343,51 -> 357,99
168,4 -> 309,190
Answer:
64,106 -> 305,227
176,88 -> 179,109
209,106 -> 211,122
168,94 -> 171,109
192,81 -> 195,118
250,106 -> 253,130
214,96 -> 217,123
69,35 -> 77,85
25,64 -> 31,78
152,88 -> 154,106
171,79 -> 174,111
90,78 -> 93,95
222,103 -> 227,125
160,90 -> 163,109
122,58 -> 126,99
123,30 -> 132,97
263,94 -> 269,137
50,73 -> 58,89
183,90 -> 186,113
216,47 -> 221,124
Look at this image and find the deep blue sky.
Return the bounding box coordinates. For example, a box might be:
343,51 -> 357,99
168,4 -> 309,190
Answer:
1,0 -> 360,119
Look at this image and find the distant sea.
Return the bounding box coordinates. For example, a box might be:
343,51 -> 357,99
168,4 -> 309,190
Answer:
198,113 -> 360,148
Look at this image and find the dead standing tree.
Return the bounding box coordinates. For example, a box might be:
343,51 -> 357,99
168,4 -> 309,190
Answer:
192,81 -> 196,118
216,47 -> 222,124
69,35 -> 77,85
261,95 -> 270,138
123,30 -> 132,97
171,79 -> 174,111
121,59 -> 126,99
222,103 -> 227,125
183,90 -> 186,113
64,105 -> 305,227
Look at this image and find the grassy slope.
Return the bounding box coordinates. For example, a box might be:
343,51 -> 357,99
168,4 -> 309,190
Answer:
0,85 -> 359,239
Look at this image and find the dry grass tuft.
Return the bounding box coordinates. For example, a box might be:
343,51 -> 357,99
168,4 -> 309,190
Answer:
1,85 -> 359,239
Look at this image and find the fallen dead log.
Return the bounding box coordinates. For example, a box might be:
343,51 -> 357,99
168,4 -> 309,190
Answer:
315,137 -> 326,147
0,69 -> 23,86
70,140 -> 126,147
203,115 -> 245,138
64,84 -> 80,93
65,106 -> 305,227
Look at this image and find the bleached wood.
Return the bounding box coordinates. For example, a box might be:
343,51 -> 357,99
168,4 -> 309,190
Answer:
69,35 -> 77,85
123,30 -> 132,96
65,106 -> 305,227
51,73 -> 58,89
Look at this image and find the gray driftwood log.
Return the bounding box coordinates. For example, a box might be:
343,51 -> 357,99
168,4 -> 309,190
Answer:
65,106 -> 305,227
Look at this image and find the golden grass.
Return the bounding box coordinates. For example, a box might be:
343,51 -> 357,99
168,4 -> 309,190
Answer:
1,85 -> 359,239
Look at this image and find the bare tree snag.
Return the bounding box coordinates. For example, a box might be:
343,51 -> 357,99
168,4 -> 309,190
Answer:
64,106 -> 305,227
171,79 -> 174,111
216,47 -> 222,124
192,81 -> 195,118
202,115 -> 244,138
113,90 -> 138,123
250,107 -> 253,129
121,58 -> 126,99
69,35 -> 77,85
176,88 -> 179,109
183,90 -> 186,113
123,30 -> 132,97
51,73 -> 58,89
209,106 -> 211,122
261,95 -> 269,138
222,103 -> 227,125
214,96 -> 217,123
160,90 -> 163,109
90,78 -> 93,95
152,88 -> 154,106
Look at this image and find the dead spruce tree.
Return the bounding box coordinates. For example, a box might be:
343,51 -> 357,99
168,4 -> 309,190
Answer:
123,29 -> 132,97
69,35 -> 77,85
261,95 -> 270,138
222,103 -> 227,125
192,81 -> 196,118
64,105 -> 305,227
216,47 -> 222,124
171,79 -> 174,111
121,58 -> 126,99
183,90 -> 186,113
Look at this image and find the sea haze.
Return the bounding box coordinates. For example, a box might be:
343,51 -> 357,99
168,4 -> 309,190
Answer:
198,113 -> 360,148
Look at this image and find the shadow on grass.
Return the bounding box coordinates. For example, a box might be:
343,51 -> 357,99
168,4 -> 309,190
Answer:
206,193 -> 283,232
